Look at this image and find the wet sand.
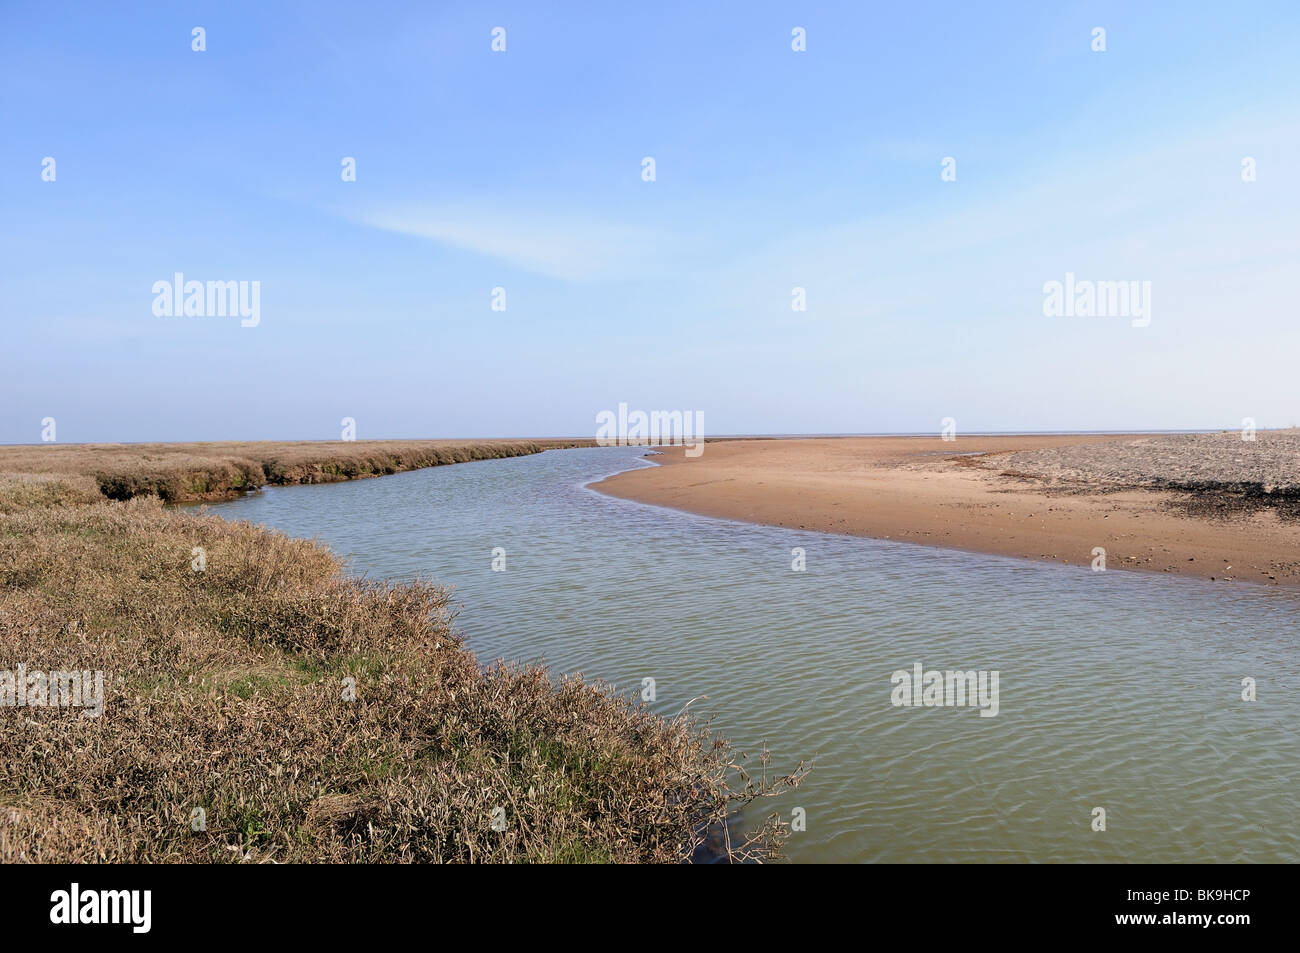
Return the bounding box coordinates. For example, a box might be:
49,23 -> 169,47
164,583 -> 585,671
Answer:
592,434 -> 1300,586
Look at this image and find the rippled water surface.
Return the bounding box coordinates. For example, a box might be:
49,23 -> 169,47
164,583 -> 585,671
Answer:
207,447 -> 1300,862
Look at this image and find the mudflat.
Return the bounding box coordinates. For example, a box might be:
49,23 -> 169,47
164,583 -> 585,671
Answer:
592,432 -> 1300,586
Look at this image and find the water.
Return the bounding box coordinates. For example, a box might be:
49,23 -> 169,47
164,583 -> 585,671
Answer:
203,447 -> 1300,863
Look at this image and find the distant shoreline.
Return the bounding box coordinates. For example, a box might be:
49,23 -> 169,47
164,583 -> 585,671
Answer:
0,438 -> 597,504
593,432 -> 1300,587
8,431 -> 1298,586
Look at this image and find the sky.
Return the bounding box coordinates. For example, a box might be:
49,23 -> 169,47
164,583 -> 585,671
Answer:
2,0 -> 1299,443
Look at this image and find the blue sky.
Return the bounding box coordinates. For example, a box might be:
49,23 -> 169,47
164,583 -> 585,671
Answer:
3,1 -> 1298,442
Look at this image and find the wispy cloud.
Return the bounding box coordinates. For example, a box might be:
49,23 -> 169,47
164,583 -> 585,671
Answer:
352,205 -> 673,281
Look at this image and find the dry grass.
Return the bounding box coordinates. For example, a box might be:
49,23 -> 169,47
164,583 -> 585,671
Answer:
0,447 -> 804,864
0,439 -> 597,503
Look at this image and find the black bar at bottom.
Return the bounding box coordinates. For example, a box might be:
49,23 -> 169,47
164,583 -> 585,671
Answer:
0,863 -> 1283,940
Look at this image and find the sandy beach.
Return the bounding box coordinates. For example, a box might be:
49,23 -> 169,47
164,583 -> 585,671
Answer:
593,432 -> 1300,586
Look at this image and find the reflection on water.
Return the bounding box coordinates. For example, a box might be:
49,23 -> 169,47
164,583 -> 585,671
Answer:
205,447 -> 1300,863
